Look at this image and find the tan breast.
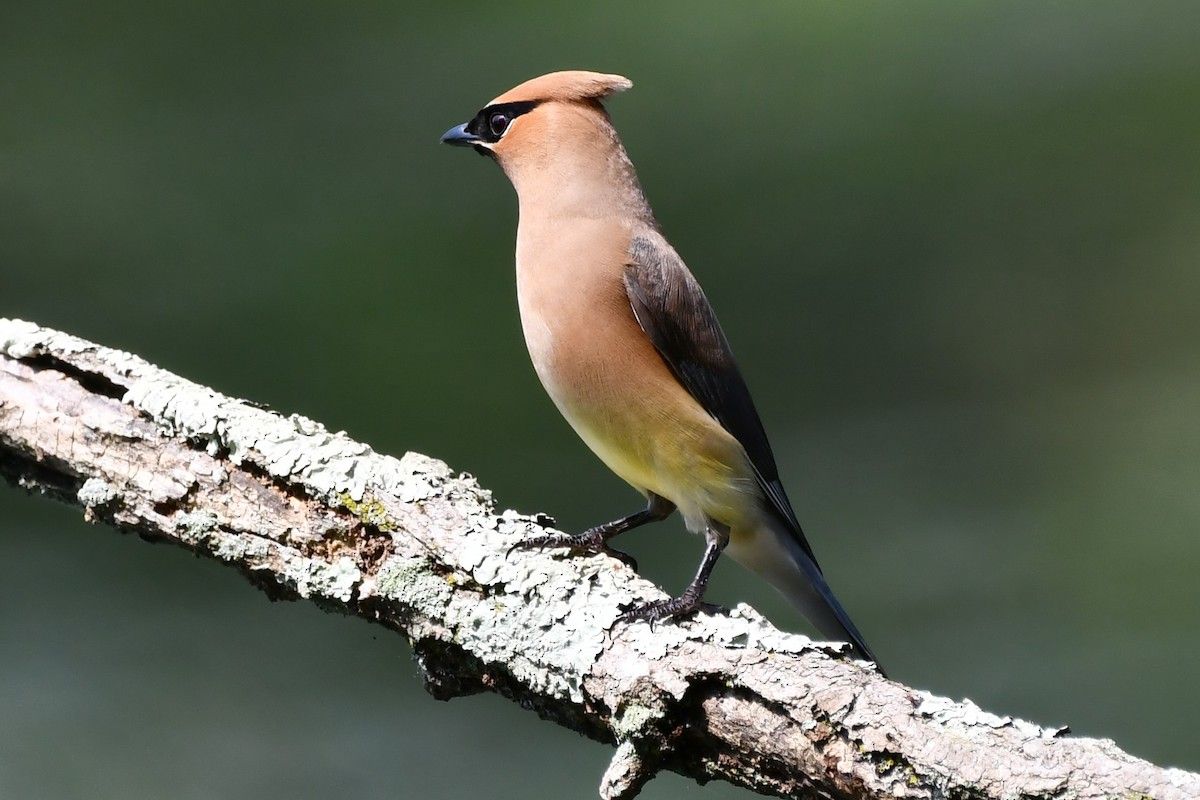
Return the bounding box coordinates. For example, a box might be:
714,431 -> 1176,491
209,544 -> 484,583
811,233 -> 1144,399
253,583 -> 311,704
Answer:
516,218 -> 669,425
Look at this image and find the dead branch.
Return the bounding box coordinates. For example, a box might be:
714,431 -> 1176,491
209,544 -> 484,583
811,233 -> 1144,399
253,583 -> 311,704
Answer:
1,317 -> 1195,800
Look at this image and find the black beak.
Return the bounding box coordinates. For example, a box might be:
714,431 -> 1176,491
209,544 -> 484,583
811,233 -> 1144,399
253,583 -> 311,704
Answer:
440,123 -> 481,147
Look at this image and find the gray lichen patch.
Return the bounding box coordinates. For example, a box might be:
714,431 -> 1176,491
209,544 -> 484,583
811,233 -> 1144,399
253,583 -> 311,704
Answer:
374,555 -> 456,608
2,319 -> 95,359
915,693 -> 1062,740
120,367 -> 489,528
613,603 -> 849,698
126,376 -> 377,495
210,529 -> 273,563
397,514 -> 626,704
176,510 -> 220,542
77,477 -> 120,509
279,552 -> 360,603
610,701 -> 665,743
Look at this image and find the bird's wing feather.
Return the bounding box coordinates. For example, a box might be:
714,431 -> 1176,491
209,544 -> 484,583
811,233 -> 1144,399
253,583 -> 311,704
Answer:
623,233 -> 820,569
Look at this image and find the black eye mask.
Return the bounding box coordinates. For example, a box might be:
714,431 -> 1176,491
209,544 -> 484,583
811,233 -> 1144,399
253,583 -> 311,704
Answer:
465,100 -> 541,143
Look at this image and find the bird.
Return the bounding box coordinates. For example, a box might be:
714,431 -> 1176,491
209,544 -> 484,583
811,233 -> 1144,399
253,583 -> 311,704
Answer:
441,70 -> 883,672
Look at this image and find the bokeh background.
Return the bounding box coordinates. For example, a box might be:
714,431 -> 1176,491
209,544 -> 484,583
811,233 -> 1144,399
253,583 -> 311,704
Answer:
3,1 -> 1199,797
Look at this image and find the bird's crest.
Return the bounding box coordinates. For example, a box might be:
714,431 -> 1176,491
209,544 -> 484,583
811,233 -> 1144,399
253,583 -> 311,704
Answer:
489,71 -> 632,106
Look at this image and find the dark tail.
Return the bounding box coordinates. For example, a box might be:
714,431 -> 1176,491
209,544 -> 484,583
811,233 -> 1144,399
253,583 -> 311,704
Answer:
751,520 -> 886,677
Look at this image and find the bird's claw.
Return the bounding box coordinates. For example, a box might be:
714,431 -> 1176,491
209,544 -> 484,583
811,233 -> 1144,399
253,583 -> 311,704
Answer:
509,531 -> 638,571
618,597 -> 722,625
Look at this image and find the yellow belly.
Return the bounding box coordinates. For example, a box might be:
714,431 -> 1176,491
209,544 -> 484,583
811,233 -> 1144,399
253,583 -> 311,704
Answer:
553,387 -> 759,535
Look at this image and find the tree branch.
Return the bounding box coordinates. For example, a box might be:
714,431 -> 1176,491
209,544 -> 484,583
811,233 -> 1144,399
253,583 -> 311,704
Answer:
1,317 -> 1194,800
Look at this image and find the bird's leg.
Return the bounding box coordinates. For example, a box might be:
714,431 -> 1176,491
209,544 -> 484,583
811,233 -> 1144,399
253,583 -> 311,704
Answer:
511,493 -> 676,570
621,520 -> 729,622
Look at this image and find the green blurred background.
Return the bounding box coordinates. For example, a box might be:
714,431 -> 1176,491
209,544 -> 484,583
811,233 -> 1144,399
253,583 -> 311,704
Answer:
3,1 -> 1198,797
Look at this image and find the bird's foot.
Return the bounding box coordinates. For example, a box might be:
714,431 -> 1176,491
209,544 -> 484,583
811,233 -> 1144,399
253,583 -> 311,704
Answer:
618,594 -> 722,624
509,528 -> 638,571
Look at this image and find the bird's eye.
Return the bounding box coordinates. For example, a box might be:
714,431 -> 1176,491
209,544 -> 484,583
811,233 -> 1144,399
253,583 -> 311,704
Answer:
489,112 -> 510,137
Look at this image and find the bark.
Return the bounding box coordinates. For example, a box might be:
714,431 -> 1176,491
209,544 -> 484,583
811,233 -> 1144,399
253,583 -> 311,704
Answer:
1,317 -> 1195,800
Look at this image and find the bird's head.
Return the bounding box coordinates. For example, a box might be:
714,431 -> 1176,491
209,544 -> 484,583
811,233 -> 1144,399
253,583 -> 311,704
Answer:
440,71 -> 637,198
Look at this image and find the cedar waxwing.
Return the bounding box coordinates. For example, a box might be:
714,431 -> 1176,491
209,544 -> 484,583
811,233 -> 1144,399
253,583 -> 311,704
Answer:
441,70 -> 882,672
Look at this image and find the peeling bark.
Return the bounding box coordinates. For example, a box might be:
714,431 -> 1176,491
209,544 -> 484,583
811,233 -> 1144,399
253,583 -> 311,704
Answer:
1,317 -> 1196,800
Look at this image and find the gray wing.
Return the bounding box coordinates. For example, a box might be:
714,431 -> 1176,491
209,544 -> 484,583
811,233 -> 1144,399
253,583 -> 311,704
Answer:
623,234 -> 820,569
